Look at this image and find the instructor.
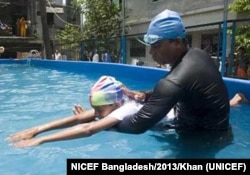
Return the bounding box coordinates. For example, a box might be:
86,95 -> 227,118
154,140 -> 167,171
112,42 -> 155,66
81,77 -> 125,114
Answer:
116,9 -> 230,133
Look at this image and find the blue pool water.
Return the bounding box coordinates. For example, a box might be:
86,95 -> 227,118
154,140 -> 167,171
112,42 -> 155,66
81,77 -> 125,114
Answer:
0,64 -> 250,174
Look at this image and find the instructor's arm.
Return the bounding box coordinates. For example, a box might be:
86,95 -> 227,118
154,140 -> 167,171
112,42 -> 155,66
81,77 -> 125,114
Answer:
116,79 -> 184,134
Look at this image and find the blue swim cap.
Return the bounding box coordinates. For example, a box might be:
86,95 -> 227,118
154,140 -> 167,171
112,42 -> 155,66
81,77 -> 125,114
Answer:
144,9 -> 186,45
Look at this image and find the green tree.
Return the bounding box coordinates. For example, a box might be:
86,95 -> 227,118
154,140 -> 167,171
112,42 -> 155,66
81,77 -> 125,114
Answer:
56,24 -> 83,44
229,0 -> 250,55
55,24 -> 83,60
74,0 -> 121,39
55,0 -> 124,59
72,0 -> 122,52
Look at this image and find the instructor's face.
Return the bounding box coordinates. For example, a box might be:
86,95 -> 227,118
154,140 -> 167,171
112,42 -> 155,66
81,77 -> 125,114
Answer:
149,39 -> 179,65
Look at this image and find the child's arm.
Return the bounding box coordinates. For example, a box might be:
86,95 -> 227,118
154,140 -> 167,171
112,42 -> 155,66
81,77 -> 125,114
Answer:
12,117 -> 119,147
7,109 -> 95,142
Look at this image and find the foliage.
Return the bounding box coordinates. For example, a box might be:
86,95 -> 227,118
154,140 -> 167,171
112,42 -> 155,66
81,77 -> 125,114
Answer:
73,0 -> 121,39
71,0 -> 123,52
55,24 -> 83,60
55,0 -> 127,57
229,0 -> 250,14
229,0 -> 250,55
56,24 -> 83,44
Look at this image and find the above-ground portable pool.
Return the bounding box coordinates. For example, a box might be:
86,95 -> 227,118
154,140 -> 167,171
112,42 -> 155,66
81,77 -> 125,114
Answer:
0,59 -> 250,174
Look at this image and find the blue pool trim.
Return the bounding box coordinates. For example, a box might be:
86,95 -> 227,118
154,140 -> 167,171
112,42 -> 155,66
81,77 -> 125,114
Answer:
1,58 -> 250,99
0,59 -> 27,64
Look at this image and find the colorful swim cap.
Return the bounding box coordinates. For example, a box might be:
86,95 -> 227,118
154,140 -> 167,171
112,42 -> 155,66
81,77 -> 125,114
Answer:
89,76 -> 123,106
144,9 -> 186,45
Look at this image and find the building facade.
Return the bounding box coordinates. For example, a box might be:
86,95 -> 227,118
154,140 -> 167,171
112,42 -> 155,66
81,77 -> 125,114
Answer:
0,0 -> 40,58
124,0 -> 245,67
0,0 -> 74,58
1,0 -> 248,64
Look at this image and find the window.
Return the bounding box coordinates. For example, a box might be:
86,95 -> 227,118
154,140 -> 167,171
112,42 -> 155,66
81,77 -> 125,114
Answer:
47,13 -> 54,26
186,35 -> 192,48
201,33 -> 222,56
130,38 -> 145,57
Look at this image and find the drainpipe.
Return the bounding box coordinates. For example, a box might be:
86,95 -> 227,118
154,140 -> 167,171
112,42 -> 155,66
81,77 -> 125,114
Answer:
221,0 -> 228,76
80,4 -> 84,60
229,21 -> 236,76
121,0 -> 126,64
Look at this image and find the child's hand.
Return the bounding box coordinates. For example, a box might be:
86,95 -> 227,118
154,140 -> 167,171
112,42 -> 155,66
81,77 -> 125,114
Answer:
73,104 -> 85,115
7,127 -> 38,142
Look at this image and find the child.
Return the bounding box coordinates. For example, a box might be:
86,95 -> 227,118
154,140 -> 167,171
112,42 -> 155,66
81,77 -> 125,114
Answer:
7,76 -> 144,147
8,76 -> 247,147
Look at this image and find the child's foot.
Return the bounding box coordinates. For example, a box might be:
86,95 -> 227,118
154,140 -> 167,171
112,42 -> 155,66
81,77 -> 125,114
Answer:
237,93 -> 248,103
230,93 -> 248,106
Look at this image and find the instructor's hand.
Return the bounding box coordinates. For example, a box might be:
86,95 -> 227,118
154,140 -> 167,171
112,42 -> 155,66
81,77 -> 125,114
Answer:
121,87 -> 145,102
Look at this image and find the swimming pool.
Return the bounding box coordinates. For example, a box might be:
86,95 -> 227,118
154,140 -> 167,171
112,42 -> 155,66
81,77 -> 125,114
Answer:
0,60 -> 250,174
